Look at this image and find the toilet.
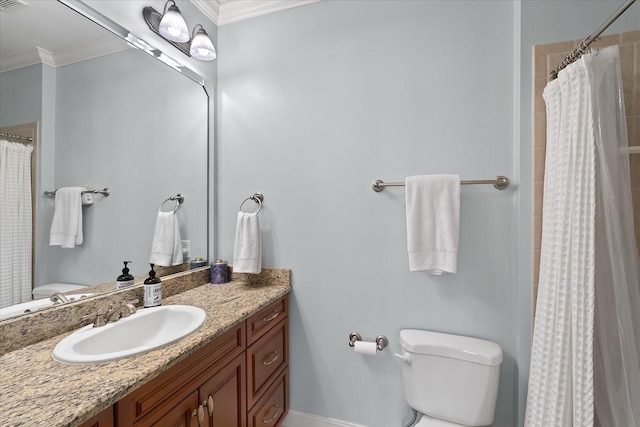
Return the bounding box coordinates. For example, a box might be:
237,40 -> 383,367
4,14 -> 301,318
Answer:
397,329 -> 503,427
32,283 -> 89,300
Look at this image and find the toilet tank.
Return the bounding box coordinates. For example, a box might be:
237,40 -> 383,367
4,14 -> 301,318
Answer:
398,329 -> 503,426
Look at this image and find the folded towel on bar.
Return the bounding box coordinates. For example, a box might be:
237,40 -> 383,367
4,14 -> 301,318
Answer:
232,212 -> 261,274
149,211 -> 184,267
49,187 -> 86,248
405,174 -> 460,274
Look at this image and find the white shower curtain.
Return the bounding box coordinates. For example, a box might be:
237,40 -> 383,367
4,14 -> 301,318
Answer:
525,45 -> 640,427
0,139 -> 33,308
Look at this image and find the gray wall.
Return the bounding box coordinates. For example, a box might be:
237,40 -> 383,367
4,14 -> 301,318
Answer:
218,2 -> 516,426
216,1 -> 640,426
0,65 -> 42,126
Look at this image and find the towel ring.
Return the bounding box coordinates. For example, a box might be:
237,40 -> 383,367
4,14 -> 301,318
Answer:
239,193 -> 263,214
160,194 -> 184,213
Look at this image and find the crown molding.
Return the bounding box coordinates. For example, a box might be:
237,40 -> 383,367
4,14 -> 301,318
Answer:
0,37 -> 130,73
191,0 -> 220,25
192,0 -> 321,26
0,49 -> 41,73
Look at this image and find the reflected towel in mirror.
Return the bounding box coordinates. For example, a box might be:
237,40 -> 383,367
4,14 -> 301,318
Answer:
149,211 -> 183,266
49,187 -> 85,248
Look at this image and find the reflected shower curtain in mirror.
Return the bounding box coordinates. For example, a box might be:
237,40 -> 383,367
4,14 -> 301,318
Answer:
525,45 -> 640,427
0,139 -> 33,308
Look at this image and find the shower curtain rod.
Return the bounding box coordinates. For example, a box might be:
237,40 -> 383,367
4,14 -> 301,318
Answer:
550,0 -> 637,79
0,132 -> 33,143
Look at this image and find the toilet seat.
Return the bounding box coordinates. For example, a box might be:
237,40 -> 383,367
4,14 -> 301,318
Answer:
415,414 -> 465,427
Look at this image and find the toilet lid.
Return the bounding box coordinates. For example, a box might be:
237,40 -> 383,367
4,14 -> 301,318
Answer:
415,415 -> 464,427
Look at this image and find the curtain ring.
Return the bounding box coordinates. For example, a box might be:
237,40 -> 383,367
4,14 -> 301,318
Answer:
160,193 -> 184,213
239,193 -> 263,214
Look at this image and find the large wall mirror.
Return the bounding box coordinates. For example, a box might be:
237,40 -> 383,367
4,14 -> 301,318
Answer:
0,0 -> 213,318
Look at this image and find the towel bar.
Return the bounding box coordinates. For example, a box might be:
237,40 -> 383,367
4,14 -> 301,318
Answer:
44,188 -> 110,197
372,176 -> 509,192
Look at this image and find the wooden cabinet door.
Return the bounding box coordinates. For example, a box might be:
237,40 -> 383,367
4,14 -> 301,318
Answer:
134,391 -> 199,427
199,353 -> 247,427
78,406 -> 114,427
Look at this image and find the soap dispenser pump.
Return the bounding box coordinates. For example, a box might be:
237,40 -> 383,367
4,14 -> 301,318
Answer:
116,261 -> 135,289
143,263 -> 162,308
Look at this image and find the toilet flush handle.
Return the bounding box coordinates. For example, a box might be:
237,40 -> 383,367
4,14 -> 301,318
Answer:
393,352 -> 412,365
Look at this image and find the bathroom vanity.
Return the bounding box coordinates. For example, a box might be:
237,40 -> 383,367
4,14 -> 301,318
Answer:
0,269 -> 291,427
112,297 -> 288,427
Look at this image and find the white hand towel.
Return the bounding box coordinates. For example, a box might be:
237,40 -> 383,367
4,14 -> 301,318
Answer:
49,187 -> 85,248
233,212 -> 261,274
405,175 -> 460,274
149,211 -> 184,267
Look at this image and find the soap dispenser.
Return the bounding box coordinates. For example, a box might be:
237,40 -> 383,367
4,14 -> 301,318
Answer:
143,263 -> 162,308
116,261 -> 135,289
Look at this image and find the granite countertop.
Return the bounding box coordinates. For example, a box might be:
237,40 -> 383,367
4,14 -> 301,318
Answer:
0,270 -> 291,427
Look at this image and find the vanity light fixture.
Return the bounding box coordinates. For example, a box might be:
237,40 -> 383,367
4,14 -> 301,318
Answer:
158,0 -> 189,43
143,2 -> 216,62
190,25 -> 216,61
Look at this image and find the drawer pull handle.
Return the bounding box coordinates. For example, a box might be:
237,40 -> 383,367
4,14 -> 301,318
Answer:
262,351 -> 280,366
192,408 -> 203,427
197,404 -> 205,425
207,395 -> 214,416
262,404 -> 280,424
263,311 -> 280,322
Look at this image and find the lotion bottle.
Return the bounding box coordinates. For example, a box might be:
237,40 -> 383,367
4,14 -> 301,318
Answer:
116,261 -> 135,289
143,264 -> 162,308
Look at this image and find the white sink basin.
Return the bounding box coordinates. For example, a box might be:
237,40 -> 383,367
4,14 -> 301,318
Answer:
0,294 -> 95,321
52,305 -> 206,364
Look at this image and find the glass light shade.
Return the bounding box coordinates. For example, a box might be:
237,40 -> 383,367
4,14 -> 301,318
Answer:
190,27 -> 216,61
159,4 -> 189,43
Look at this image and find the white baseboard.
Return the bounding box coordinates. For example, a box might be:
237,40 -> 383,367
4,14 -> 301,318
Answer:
282,409 -> 368,427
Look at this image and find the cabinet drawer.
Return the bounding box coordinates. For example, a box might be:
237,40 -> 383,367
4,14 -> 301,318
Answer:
246,319 -> 288,408
246,297 -> 288,345
247,369 -> 288,427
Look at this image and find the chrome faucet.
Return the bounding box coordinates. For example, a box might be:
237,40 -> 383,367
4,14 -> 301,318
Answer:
80,300 -> 138,327
50,293 -> 71,304
81,309 -> 106,328
104,301 -> 137,322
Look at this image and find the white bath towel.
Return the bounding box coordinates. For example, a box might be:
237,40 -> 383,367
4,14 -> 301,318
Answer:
149,211 -> 183,267
405,175 -> 460,274
49,187 -> 85,248
233,212 -> 261,274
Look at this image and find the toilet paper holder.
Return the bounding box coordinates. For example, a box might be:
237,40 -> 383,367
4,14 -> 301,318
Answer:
348,332 -> 388,351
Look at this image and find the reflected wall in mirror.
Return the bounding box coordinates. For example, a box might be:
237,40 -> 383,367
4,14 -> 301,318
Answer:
0,0 -> 210,314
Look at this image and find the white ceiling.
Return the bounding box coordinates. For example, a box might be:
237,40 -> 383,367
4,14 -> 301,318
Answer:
0,0 -> 319,72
